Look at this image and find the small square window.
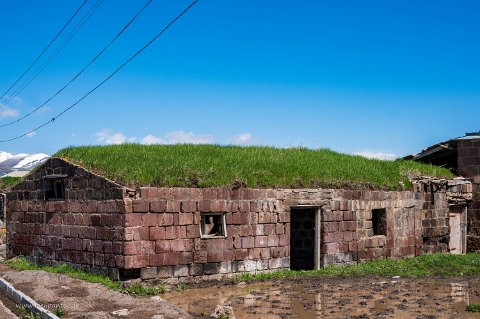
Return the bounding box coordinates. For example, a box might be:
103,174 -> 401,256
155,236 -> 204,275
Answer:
372,208 -> 387,236
200,214 -> 226,238
43,175 -> 66,200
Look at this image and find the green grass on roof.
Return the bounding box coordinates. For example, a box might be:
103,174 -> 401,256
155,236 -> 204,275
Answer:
0,177 -> 21,192
54,144 -> 453,190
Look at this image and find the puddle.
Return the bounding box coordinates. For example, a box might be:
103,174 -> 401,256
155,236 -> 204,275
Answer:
164,277 -> 480,318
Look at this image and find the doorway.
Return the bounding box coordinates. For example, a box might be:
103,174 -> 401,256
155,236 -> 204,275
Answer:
290,207 -> 319,270
449,206 -> 467,254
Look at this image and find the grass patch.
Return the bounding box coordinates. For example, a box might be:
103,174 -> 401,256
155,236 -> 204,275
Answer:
54,144 -> 452,190
0,176 -> 21,192
467,303 -> 480,312
233,253 -> 480,283
5,258 -> 165,296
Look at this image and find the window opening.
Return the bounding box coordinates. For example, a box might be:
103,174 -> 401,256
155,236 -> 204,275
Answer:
372,208 -> 387,236
43,175 -> 67,200
200,214 -> 226,238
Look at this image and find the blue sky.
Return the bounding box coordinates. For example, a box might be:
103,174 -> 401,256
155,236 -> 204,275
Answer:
0,0 -> 479,158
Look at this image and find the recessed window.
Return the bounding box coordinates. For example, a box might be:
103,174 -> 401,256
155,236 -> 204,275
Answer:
43,175 -> 67,200
200,214 -> 226,238
372,209 -> 387,236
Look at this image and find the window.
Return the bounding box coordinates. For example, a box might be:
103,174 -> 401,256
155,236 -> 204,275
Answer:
43,175 -> 67,200
200,214 -> 226,238
372,209 -> 387,236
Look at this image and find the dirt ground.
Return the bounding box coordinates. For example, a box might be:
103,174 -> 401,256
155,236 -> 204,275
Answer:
1,261 -> 479,319
164,276 -> 480,319
0,264 -> 191,319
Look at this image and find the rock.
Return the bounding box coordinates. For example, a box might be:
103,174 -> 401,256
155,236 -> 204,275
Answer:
111,309 -> 129,317
151,316 -> 164,319
211,305 -> 236,319
151,296 -> 165,303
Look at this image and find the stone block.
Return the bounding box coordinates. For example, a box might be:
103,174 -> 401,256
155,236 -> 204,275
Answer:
198,200 -> 212,212
189,263 -> 204,276
193,251 -> 207,263
150,200 -> 166,213
207,251 -> 224,262
132,200 -> 149,213
157,266 -> 173,278
164,252 -> 179,266
179,213 -> 194,225
141,267 -> 158,280
204,262 -> 220,275
268,257 -> 290,269
166,201 -> 180,213
173,265 -> 189,277
218,261 -> 232,274
180,200 -> 197,213
211,200 -> 227,212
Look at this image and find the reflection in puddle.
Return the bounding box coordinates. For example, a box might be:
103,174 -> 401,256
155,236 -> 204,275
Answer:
164,277 -> 480,319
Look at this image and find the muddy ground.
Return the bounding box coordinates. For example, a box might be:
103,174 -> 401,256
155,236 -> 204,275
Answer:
0,264 -> 191,319
0,260 -> 479,319
164,276 -> 480,319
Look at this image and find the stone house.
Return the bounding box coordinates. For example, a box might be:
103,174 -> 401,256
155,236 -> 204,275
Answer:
5,157 -> 472,282
406,131 -> 480,252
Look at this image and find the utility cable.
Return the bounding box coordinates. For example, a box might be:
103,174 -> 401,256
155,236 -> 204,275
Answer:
0,0 -> 153,128
0,0 -> 89,104
0,0 -> 104,108
0,0 -> 199,143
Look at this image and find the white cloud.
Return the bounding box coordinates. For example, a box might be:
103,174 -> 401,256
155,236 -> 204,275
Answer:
96,129 -> 136,145
166,130 -> 214,144
353,151 -> 397,161
0,106 -> 19,118
141,130 -> 214,145
141,134 -> 165,145
26,131 -> 36,138
232,133 -> 253,145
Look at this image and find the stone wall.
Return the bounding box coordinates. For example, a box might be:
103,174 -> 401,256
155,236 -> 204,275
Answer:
122,186 -> 461,281
0,193 -> 5,222
457,139 -> 480,251
124,187 -> 289,281
5,159 -> 129,279
5,158 -> 473,282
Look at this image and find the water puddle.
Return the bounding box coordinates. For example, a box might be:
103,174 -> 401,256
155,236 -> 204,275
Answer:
164,277 -> 480,318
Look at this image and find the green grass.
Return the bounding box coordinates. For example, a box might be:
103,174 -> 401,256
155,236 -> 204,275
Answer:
54,144 -> 452,190
0,176 -> 21,192
233,253 -> 480,283
53,306 -> 65,317
5,258 -> 165,295
467,304 -> 480,312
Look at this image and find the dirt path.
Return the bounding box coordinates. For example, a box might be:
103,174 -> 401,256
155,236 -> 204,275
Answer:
0,266 -> 191,319
0,299 -> 17,319
164,276 -> 480,319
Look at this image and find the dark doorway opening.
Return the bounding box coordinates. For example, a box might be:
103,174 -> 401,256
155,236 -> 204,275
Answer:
290,208 -> 316,270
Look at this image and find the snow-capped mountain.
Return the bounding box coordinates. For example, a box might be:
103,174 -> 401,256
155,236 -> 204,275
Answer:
0,151 -> 49,177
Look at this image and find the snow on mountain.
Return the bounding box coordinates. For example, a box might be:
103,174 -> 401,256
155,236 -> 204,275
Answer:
0,152 -> 49,177
13,153 -> 50,169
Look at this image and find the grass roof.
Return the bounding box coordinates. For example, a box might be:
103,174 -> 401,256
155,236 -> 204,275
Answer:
0,177 -> 21,192
54,144 -> 453,190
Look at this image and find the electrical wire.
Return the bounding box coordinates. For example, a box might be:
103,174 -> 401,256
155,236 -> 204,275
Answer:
0,0 -> 89,104
0,0 -> 154,128
0,0 -> 104,108
0,0 -> 199,143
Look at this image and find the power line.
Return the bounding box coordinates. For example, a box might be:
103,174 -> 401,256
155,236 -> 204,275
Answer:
0,0 -> 153,129
0,0 -> 104,108
0,0 -> 89,104
0,0 -> 199,143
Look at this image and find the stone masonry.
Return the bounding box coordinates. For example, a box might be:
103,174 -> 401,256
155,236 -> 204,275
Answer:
457,139 -> 480,251
5,158 -> 473,282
